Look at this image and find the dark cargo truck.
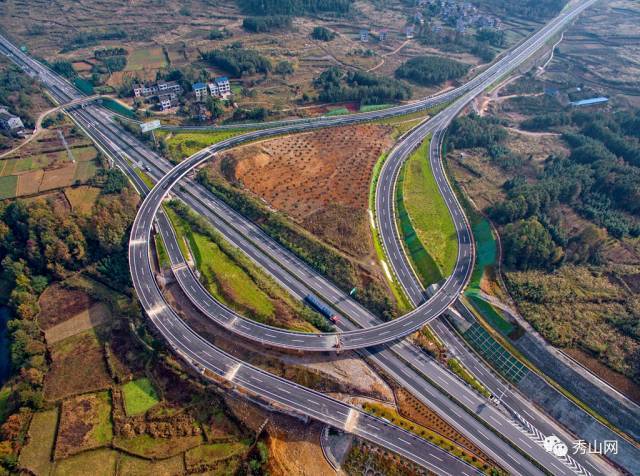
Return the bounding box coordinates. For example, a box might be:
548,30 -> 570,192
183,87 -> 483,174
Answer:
304,294 -> 340,324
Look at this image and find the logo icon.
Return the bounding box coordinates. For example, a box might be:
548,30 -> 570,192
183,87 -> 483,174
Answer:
543,435 -> 568,457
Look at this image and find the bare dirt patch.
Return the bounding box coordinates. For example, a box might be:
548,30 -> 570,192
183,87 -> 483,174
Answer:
564,348 -> 640,405
221,124 -> 393,259
44,302 -> 111,344
37,285 -> 94,330
267,418 -> 334,476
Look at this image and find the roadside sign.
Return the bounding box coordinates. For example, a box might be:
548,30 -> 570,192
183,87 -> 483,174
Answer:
140,120 -> 161,133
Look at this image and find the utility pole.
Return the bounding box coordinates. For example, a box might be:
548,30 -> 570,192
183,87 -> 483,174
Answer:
57,129 -> 75,163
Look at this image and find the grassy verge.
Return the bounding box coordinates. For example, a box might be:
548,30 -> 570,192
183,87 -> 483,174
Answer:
134,167 -> 155,190
465,293 -> 513,335
164,206 -> 277,322
325,107 -> 350,116
74,78 -> 95,95
154,234 -> 170,268
360,104 -> 392,112
447,358 -> 491,398
402,138 -> 458,279
442,152 -> 624,435
164,201 -> 327,331
363,402 -> 501,474
396,161 -> 443,287
156,130 -> 245,162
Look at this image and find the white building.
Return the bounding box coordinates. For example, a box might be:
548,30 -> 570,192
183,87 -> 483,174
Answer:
207,77 -> 231,98
0,107 -> 24,131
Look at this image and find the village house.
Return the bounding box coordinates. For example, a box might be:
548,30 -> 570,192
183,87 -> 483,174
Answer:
132,81 -> 182,110
207,77 -> 231,98
0,107 -> 24,132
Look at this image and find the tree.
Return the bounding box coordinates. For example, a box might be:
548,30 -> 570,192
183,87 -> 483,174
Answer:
502,218 -> 563,270
311,26 -> 336,41
101,169 -> 128,194
275,60 -> 294,77
395,56 -> 470,86
206,97 -> 224,120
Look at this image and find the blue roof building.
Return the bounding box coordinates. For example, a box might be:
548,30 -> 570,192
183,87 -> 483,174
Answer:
192,82 -> 208,101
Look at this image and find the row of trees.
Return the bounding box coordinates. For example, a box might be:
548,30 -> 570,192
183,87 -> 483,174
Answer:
94,47 -> 127,58
311,26 -> 336,41
395,55 -> 470,87
242,15 -> 292,32
239,0 -> 353,16
313,67 -> 412,105
62,28 -> 128,52
201,43 -> 272,77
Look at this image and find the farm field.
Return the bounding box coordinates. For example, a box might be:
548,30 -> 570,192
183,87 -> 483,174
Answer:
117,454 -> 185,476
0,0 -> 531,116
53,448 -> 118,476
122,378 -> 160,416
544,0 -> 640,102
401,139 -> 458,281
125,47 -> 167,71
19,409 -> 59,476
64,185 -> 102,214
113,433 -> 204,460
55,391 -> 114,458
44,325 -> 113,401
0,125 -> 100,199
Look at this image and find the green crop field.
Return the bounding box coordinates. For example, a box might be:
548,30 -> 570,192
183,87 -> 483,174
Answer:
0,175 -> 18,199
401,139 -> 458,281
122,378 -> 160,416
126,47 -> 167,71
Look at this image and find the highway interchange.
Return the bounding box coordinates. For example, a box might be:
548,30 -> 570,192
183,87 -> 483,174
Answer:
0,2 -> 623,473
